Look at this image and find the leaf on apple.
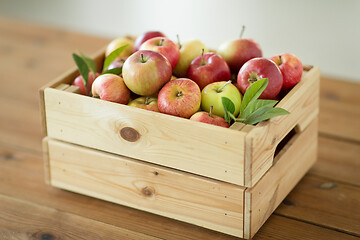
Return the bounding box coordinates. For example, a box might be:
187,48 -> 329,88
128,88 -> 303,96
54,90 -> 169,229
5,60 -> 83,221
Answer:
72,53 -> 89,88
101,67 -> 122,76
79,51 -> 97,75
102,45 -> 128,72
222,77 -> 290,125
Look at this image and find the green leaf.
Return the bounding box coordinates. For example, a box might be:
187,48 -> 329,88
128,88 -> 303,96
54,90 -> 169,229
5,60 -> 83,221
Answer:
79,51 -> 97,75
240,78 -> 268,116
102,45 -> 128,72
222,97 -> 235,124
241,99 -> 278,119
72,53 -> 89,87
101,67 -> 122,76
243,107 -> 289,125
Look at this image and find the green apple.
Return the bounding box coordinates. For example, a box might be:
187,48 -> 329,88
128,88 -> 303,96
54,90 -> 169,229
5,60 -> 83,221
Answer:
201,80 -> 242,117
172,39 -> 208,77
105,37 -> 134,59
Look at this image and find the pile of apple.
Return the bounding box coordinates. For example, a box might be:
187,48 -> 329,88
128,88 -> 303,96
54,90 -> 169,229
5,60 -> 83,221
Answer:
72,29 -> 303,128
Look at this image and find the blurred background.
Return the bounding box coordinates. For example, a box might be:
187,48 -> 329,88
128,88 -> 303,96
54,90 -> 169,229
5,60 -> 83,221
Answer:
1,0 -> 359,82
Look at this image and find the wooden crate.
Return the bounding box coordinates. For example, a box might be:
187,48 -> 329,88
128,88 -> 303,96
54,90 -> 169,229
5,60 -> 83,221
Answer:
40,49 -> 320,238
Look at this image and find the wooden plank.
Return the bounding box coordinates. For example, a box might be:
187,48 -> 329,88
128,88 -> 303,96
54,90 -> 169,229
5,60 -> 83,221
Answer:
47,139 -> 245,238
275,174 -> 360,236
244,118 -> 318,238
42,138 -> 51,184
0,143 -> 240,240
309,136 -> 360,186
319,76 -> 360,142
44,88 -> 247,186
254,214 -> 359,240
0,193 -> 160,240
245,67 -> 320,187
0,17 -> 109,153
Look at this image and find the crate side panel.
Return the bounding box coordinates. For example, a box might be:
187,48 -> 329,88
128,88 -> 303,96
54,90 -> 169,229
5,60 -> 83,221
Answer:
244,118 -> 318,239
44,88 -> 246,185
48,139 -> 245,237
246,67 -> 320,187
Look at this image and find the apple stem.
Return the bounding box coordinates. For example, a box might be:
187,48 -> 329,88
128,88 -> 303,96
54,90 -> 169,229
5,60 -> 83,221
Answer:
176,91 -> 183,97
176,34 -> 182,49
209,105 -> 214,118
145,97 -> 150,105
217,80 -> 232,93
140,53 -> 146,63
278,55 -> 283,65
159,38 -> 164,46
240,25 -> 245,38
200,48 -> 206,66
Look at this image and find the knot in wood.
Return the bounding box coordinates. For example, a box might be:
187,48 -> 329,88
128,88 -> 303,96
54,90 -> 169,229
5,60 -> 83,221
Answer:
120,127 -> 140,142
141,186 -> 155,197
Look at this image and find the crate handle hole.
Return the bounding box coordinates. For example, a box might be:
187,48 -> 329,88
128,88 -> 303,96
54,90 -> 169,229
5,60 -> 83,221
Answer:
273,125 -> 300,165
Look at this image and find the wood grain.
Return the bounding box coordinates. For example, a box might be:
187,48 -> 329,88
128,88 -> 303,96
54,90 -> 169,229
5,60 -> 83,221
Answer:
319,76 -> 360,142
310,136 -> 360,186
47,139 -> 245,237
0,193 -> 160,240
245,67 -> 320,187
44,88 -> 247,185
244,119 -> 318,238
275,175 -> 360,236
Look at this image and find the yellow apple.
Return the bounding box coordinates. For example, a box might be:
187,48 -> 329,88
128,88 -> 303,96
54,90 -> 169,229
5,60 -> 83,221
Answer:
105,37 -> 134,59
172,40 -> 208,78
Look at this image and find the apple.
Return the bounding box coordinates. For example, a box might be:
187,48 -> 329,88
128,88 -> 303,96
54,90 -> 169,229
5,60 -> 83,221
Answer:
270,53 -> 303,90
172,39 -> 208,77
217,28 -> 262,73
237,58 -> 283,99
128,97 -> 160,112
122,50 -> 172,96
72,71 -> 100,96
105,37 -> 134,59
107,57 -> 127,71
133,31 -> 166,52
91,73 -> 130,104
201,80 -> 242,117
190,106 -> 229,128
158,78 -> 201,118
139,37 -> 180,69
187,50 -> 231,89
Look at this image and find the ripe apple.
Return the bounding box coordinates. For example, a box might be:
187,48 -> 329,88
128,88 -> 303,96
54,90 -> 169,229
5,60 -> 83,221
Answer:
237,58 -> 283,99
72,71 -> 100,96
218,34 -> 262,73
105,37 -> 134,59
158,78 -> 201,118
270,53 -> 303,90
190,106 -> 229,128
172,39 -> 208,78
107,57 -> 127,71
122,50 -> 172,96
187,51 -> 231,90
128,97 -> 160,112
92,74 -> 130,104
133,31 -> 166,52
139,37 -> 180,69
201,80 -> 242,117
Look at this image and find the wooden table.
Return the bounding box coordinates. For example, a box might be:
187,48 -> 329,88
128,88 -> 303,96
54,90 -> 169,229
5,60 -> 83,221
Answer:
0,17 -> 359,239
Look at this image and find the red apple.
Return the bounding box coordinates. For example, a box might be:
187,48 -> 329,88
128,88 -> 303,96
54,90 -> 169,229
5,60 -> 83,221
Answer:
270,53 -> 303,90
128,97 -> 160,112
237,58 -> 283,99
218,37 -> 262,73
158,78 -> 201,118
91,74 -> 130,104
122,50 -> 172,96
140,37 -> 180,69
107,57 -> 127,71
133,31 -> 166,52
187,51 -> 231,89
190,106 -> 229,128
72,72 -> 100,96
